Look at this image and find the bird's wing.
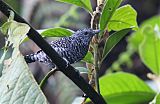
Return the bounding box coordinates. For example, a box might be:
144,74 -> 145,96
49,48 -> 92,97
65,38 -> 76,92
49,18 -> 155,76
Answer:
49,37 -> 80,64
50,37 -> 73,49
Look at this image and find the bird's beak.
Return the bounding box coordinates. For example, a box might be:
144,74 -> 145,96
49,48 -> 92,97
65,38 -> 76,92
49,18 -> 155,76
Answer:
93,29 -> 101,34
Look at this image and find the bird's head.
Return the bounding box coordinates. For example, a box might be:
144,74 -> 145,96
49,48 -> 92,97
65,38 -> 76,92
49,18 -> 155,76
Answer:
72,28 -> 100,44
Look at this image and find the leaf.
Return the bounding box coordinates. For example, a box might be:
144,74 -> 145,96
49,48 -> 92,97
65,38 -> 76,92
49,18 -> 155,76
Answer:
100,72 -> 155,104
128,16 -> 160,52
0,19 -> 48,103
139,25 -> 160,75
127,29 -> 144,51
82,51 -> 94,64
41,27 -> 74,37
102,28 -> 132,62
108,5 -> 138,31
140,16 -> 160,28
150,93 -> 160,104
0,54 -> 48,104
156,94 -> 160,104
56,0 -> 93,13
1,20 -> 30,48
100,0 -> 122,31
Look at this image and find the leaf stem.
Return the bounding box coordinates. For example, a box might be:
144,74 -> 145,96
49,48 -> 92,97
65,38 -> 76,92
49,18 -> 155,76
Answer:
94,44 -> 100,93
39,69 -> 58,89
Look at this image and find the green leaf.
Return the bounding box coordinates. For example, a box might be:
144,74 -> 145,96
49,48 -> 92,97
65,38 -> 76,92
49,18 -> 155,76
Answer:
100,72 -> 155,104
128,16 -> 160,52
41,27 -> 73,37
139,25 -> 160,75
102,28 -> 132,62
150,93 -> 160,104
82,51 -> 94,64
156,94 -> 160,104
108,5 -> 138,31
0,20 -> 47,103
0,55 -> 48,104
100,0 -> 122,31
56,0 -> 93,13
22,28 -> 73,42
140,16 -> 160,28
127,29 -> 144,51
1,20 -> 30,48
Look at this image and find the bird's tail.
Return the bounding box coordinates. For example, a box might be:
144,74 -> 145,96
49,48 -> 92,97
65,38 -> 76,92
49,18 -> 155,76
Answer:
24,54 -> 36,63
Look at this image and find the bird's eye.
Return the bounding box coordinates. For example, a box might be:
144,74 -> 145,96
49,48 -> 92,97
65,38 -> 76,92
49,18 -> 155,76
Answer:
84,32 -> 88,35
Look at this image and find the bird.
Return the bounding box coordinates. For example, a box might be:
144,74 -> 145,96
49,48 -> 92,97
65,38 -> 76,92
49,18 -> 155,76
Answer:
24,28 -> 100,68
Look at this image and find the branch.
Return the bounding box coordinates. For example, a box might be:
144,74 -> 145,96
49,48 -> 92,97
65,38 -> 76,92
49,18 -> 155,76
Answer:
0,1 -> 106,104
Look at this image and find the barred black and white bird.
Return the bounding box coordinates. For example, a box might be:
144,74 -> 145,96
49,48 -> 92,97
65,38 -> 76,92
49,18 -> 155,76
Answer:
25,28 -> 100,68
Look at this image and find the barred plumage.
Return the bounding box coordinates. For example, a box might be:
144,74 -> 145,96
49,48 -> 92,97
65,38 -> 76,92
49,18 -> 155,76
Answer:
25,28 -> 100,68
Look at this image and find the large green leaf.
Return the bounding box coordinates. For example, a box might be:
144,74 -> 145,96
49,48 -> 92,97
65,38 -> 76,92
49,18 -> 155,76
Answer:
108,5 -> 138,31
56,0 -> 93,13
139,25 -> 160,75
0,19 -> 48,103
100,0 -> 122,31
0,54 -> 48,104
102,28 -> 132,62
100,72 -> 155,104
22,28 -> 73,42
41,27 -> 73,37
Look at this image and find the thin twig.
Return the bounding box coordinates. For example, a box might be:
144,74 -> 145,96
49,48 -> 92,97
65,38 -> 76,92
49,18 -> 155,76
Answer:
94,43 -> 100,94
39,68 -> 58,89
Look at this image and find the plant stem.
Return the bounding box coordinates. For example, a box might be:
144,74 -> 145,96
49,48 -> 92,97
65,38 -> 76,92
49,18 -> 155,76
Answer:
91,10 -> 100,94
94,43 -> 100,94
39,69 -> 58,89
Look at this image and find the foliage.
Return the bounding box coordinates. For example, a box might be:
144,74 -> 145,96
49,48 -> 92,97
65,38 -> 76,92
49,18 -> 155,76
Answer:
102,28 -> 132,62
108,16 -> 160,103
0,16 -> 48,104
56,0 -> 93,13
112,16 -> 160,74
139,25 -> 160,75
100,0 -> 122,31
156,94 -> 160,104
108,5 -> 138,31
100,72 -> 155,104
41,27 -> 73,37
